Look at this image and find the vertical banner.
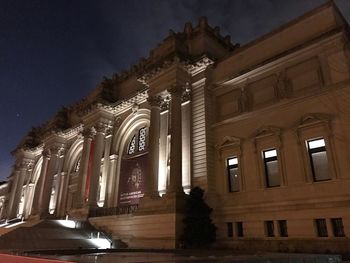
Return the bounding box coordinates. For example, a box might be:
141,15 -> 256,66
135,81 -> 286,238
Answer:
85,140 -> 95,201
118,154 -> 147,206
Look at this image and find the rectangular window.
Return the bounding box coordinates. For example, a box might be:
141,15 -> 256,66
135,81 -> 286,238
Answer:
307,138 -> 331,181
236,222 -> 243,237
278,220 -> 288,237
227,222 -> 233,237
265,220 -> 274,237
315,218 -> 328,237
263,149 -> 280,187
227,157 -> 239,192
331,218 -> 345,237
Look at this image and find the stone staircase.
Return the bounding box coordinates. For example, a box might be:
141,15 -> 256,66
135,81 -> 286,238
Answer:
0,219 -> 112,251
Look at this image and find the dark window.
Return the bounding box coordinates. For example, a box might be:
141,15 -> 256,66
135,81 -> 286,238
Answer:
236,222 -> 243,237
278,220 -> 288,237
227,157 -> 239,192
315,219 -> 328,237
227,222 -> 233,237
307,138 -> 330,181
263,149 -> 280,187
331,218 -> 345,237
265,221 -> 274,237
127,127 -> 148,155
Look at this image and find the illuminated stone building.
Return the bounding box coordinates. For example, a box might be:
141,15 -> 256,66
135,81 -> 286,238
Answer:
1,1 -> 350,252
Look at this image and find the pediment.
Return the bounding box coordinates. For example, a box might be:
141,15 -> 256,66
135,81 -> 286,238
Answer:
215,136 -> 241,150
256,125 -> 281,138
300,113 -> 330,126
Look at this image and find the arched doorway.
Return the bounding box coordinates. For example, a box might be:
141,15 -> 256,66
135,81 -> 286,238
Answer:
118,126 -> 148,207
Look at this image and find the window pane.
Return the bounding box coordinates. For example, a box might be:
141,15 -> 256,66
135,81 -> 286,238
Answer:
229,167 -> 240,192
128,135 -> 136,155
278,220 -> 288,237
236,222 -> 243,237
138,127 -> 147,152
311,151 -> 330,181
264,149 -> 277,158
265,221 -> 274,237
331,218 -> 345,237
308,138 -> 325,149
266,160 -> 280,187
228,157 -> 238,166
315,219 -> 328,237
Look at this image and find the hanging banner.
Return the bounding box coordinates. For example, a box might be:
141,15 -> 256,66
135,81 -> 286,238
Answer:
118,154 -> 147,206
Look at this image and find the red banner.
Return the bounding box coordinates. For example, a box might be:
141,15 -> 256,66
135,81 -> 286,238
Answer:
118,154 -> 147,206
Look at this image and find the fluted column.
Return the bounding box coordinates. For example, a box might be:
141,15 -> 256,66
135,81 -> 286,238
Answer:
168,85 -> 184,193
75,128 -> 95,208
101,133 -> 112,207
31,150 -> 50,216
145,95 -> 162,197
40,145 -> 64,217
9,160 -> 33,218
7,170 -> 20,218
88,121 -> 112,207
108,154 -> 119,207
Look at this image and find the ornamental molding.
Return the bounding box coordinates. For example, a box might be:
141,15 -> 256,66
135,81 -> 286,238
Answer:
255,125 -> 281,139
183,56 -> 214,76
112,88 -> 148,116
215,136 -> 241,150
299,113 -> 331,127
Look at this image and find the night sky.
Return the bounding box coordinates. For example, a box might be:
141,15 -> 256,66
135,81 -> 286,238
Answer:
1,0 -> 350,181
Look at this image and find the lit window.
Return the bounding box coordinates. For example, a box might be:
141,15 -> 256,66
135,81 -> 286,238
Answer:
278,220 -> 288,237
315,218 -> 328,237
227,157 -> 239,192
236,222 -> 243,237
263,149 -> 280,187
307,138 -> 330,181
128,135 -> 136,155
138,127 -> 147,152
265,220 -> 274,237
331,218 -> 345,237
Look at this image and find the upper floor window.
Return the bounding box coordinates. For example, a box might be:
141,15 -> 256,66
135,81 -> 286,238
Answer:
331,218 -> 345,237
127,127 -> 148,155
263,149 -> 280,187
315,218 -> 328,237
227,157 -> 239,192
307,138 -> 330,181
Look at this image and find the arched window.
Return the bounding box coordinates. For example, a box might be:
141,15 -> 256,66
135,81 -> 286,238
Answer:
127,127 -> 148,155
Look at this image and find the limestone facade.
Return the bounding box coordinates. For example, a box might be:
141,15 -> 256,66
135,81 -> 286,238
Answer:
2,2 -> 350,252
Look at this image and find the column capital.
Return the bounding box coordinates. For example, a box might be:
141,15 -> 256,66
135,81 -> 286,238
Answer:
109,154 -> 119,161
147,95 -> 163,108
167,84 -> 184,97
95,120 -> 113,135
82,127 -> 96,139
50,144 -> 66,157
42,149 -> 51,159
19,159 -> 34,170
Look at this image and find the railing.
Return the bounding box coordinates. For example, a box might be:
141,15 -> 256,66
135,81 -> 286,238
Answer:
88,204 -> 138,218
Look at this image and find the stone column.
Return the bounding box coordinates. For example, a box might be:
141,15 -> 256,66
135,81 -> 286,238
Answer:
9,160 -> 33,218
109,154 -> 119,207
55,171 -> 67,217
145,95 -> 162,197
40,145 -> 64,217
7,170 -> 20,219
168,85 -> 184,193
88,121 -> 111,207
31,150 -> 50,216
101,134 -> 112,207
75,128 -> 95,208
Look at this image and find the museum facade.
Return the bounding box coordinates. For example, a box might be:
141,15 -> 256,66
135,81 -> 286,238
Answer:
1,1 -> 350,252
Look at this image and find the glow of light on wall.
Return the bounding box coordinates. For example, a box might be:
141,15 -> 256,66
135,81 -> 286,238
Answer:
57,219 -> 76,229
89,238 -> 110,249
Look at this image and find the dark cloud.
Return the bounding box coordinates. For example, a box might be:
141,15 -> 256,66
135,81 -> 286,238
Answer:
0,0 -> 348,180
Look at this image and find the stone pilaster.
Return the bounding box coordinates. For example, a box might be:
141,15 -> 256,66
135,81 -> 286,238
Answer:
75,128 -> 95,208
31,150 -> 50,216
168,85 -> 184,194
88,120 -> 112,207
9,159 -> 33,218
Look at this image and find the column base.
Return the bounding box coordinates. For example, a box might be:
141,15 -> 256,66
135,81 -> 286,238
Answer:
163,190 -> 187,213
137,193 -> 166,214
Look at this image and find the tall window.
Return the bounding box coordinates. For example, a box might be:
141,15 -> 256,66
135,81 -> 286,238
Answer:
127,127 -> 148,155
331,218 -> 345,237
278,220 -> 288,237
227,222 -> 233,237
236,222 -> 244,237
227,157 -> 239,192
263,149 -> 280,187
315,218 -> 328,237
307,138 -> 330,181
265,220 -> 274,237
